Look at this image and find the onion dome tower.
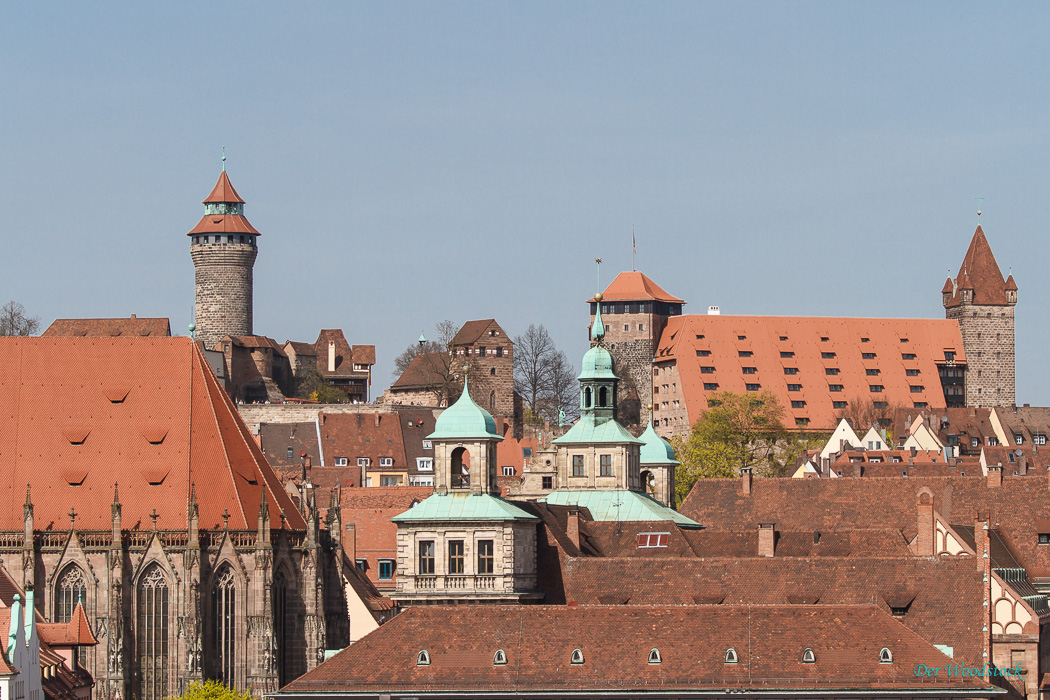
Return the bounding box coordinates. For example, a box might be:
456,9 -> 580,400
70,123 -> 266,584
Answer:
187,162 -> 260,349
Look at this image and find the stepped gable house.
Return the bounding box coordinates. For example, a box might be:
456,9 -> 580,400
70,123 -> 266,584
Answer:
595,225 -> 1016,437
0,337 -> 353,700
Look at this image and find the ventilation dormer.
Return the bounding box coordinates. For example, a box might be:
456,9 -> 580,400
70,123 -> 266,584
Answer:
493,649 -> 507,666
648,648 -> 661,665
725,648 -> 738,664
570,648 -> 584,665
880,647 -> 893,664
416,650 -> 430,666
802,648 -> 816,663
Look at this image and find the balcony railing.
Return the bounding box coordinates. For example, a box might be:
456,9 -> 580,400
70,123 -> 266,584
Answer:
408,575 -> 504,593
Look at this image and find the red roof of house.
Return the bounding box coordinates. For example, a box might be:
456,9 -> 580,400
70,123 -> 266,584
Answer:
390,352 -> 451,391
284,604 -> 985,694
657,315 -> 965,432
944,226 -> 1011,307
203,170 -> 245,204
38,602 -> 97,646
312,330 -> 371,377
0,337 -> 305,530
319,411 -> 408,476
589,271 -> 685,304
451,319 -> 511,346
42,316 -> 171,338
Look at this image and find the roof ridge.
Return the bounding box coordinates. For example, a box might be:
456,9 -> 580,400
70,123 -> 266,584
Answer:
195,343 -> 249,528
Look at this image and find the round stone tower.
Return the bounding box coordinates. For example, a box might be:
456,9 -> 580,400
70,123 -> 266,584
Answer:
187,169 -> 260,349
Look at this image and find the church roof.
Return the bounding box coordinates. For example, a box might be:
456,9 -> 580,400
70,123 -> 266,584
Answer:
203,170 -> 245,204
639,419 -> 679,466
0,337 -> 305,531
588,271 -> 684,304
427,375 -> 502,441
390,492 -> 536,522
541,490 -> 700,527
944,226 -> 1011,307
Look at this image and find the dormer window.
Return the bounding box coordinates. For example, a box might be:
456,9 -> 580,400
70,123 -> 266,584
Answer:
493,649 -> 507,666
570,649 -> 584,665
725,648 -> 738,664
802,648 -> 815,663
648,648 -> 661,664
880,648 -> 893,664
417,650 -> 430,666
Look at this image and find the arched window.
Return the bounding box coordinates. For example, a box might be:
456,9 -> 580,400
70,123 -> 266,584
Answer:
212,565 -> 236,684
489,391 -> 495,411
880,647 -> 893,664
417,650 -> 430,666
137,564 -> 169,700
584,387 -> 592,408
273,570 -> 289,685
56,565 -> 86,623
493,649 -> 507,666
725,648 -> 738,664
648,648 -> 662,664
451,447 -> 471,489
599,386 -> 608,407
802,648 -> 815,663
570,648 -> 584,665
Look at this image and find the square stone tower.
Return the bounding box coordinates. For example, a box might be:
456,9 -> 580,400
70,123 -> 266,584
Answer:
942,225 -> 1017,408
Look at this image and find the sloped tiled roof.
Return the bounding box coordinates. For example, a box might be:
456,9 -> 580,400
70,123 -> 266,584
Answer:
588,271 -> 685,304
390,352 -> 451,391
944,226 -> 1011,307
38,602 -> 97,646
0,337 -> 305,530
451,319 -> 511,346
320,411 -> 407,477
313,329 -> 369,377
42,316 -> 171,338
282,604 -> 987,695
658,315 -> 965,432
203,170 -> 245,203
187,214 -> 260,235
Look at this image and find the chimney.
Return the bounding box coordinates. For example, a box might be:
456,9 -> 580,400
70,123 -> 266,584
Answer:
987,463 -> 1002,489
130,313 -> 136,319
975,510 -> 992,666
345,522 -> 356,561
915,491 -> 934,556
566,509 -> 580,549
758,523 -> 775,557
741,467 -> 753,496
328,341 -> 336,372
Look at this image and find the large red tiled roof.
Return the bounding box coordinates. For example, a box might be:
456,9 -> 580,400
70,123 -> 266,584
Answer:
42,316 -> 171,338
319,411 -> 408,475
451,319 -> 510,346
203,170 -> 245,204
283,604 -> 984,694
589,271 -> 684,304
944,226 -> 1011,307
187,214 -> 260,235
390,352 -> 451,390
0,337 -> 305,531
657,315 -> 965,432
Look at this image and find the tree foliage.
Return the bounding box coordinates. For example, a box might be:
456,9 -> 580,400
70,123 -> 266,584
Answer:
671,390 -> 793,503
513,324 -> 579,425
171,680 -> 255,700
0,301 -> 40,336
293,370 -> 348,403
390,320 -> 463,406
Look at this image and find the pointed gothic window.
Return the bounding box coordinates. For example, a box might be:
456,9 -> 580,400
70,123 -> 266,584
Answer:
273,569 -> 289,686
212,565 -> 237,684
137,564 -> 169,700
57,565 -> 87,668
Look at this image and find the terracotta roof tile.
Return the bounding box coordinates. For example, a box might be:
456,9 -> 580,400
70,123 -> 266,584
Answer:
38,602 -> 97,646
42,317 -> 171,338
203,170 -> 245,204
187,214 -> 260,235
451,319 -> 511,346
391,352 -> 450,390
944,226 -> 1011,307
589,271 -> 685,304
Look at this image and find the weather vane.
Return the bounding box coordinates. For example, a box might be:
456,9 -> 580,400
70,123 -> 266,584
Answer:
222,146 -> 226,171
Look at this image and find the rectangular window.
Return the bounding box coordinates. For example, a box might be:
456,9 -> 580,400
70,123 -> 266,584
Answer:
448,540 -> 465,574
379,457 -> 393,467
422,440 -> 432,449
825,368 -> 839,375
738,350 -> 753,357
542,476 -> 553,489
701,366 -> 715,374
286,447 -> 293,459
419,541 -> 435,575
862,352 -> 876,360
416,457 -> 433,471
791,400 -> 806,408
502,465 -> 515,476
833,401 -> 848,409
1016,435 -> 1024,445
379,475 -> 403,486
870,385 -> 884,392
821,352 -> 836,359
902,353 -> 917,360
784,367 -> 798,375
745,383 -> 761,391
866,368 -> 880,376
357,457 -> 371,467
742,367 -> 757,374
780,351 -> 794,358
1036,435 -> 1047,446
944,351 -> 955,362
795,417 -> 810,427
787,384 -> 801,391
906,369 -> 920,376
873,401 -> 888,409
477,540 -> 494,574
637,532 -> 670,548
910,385 -> 924,393
599,454 -> 612,476
829,384 -> 843,392
704,383 -> 719,390
378,559 -> 394,580
408,476 -> 434,486
971,437 -> 980,447
696,349 -> 711,356
334,457 -> 348,467
355,559 -> 367,571
572,454 -> 585,477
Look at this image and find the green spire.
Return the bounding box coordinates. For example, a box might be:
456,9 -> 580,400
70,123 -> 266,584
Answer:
592,257 -> 605,343
418,330 -> 427,345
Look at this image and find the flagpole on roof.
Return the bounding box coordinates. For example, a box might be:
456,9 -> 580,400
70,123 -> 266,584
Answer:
632,225 -> 636,271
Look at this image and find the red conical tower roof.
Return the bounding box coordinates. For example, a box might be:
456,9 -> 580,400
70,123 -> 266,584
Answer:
1005,274 -> 1018,291
941,277 -> 954,295
203,170 -> 245,204
944,225 -> 1010,307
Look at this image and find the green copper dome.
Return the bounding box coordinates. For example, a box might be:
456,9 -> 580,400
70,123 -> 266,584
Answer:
579,345 -> 617,381
427,375 -> 503,441
639,419 -> 679,465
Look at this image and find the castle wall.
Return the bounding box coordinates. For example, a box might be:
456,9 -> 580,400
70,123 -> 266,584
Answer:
191,242 -> 258,350
946,304 -> 1016,407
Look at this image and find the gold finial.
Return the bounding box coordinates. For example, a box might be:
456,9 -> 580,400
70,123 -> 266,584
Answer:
647,404 -> 654,411
594,292 -> 603,302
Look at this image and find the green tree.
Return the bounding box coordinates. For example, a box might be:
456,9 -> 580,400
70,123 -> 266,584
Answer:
294,370 -> 348,404
671,389 -> 791,503
170,680 -> 255,700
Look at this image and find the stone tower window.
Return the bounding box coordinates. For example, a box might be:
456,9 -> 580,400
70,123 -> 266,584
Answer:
212,565 -> 237,684
137,564 -> 169,700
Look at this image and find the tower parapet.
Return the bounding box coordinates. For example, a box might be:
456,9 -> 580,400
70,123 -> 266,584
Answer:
188,169 -> 260,349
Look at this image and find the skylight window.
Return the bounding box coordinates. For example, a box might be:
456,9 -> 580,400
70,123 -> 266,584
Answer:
648,648 -> 662,664
571,649 -> 585,665
725,648 -> 738,664
493,649 -> 507,666
802,648 -> 815,663
417,650 -> 430,666
880,648 -> 893,664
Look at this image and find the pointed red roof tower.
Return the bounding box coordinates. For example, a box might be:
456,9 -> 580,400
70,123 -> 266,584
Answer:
188,165 -> 261,349
943,224 -> 1016,409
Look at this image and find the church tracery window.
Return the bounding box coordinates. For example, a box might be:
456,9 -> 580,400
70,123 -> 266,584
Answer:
56,565 -> 86,624
212,565 -> 237,685
137,564 -> 169,700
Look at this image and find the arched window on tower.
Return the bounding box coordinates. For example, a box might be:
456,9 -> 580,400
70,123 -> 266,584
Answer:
137,564 -> 169,700
599,386 -> 608,407
489,391 -> 496,411
451,447 -> 471,489
212,565 -> 236,685
584,387 -> 592,408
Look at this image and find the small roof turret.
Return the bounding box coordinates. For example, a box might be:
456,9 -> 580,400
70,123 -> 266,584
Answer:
639,416 -> 679,466
941,277 -> 954,295
427,371 -> 502,441
1005,274 -> 1018,291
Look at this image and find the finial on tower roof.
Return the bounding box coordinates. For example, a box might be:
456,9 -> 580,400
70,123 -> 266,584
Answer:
221,146 -> 226,172
591,258 -> 606,344
418,330 -> 427,346
976,196 -> 984,223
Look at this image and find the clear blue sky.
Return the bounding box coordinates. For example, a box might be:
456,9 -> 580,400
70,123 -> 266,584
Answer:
3,2 -> 1048,401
